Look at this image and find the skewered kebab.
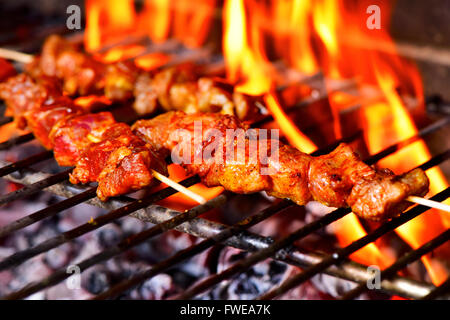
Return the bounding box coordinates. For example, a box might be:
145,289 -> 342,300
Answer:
132,111 -> 430,221
24,35 -> 259,120
0,73 -> 205,203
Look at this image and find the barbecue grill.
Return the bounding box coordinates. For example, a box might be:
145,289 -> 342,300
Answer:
0,0 -> 449,300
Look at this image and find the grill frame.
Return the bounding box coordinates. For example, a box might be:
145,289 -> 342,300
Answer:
0,34 -> 448,301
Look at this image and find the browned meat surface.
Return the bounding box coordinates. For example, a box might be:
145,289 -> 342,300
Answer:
49,112 -> 116,166
133,66 -> 257,119
133,111 -> 430,221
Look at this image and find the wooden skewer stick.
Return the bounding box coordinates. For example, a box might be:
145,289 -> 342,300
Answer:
151,169 -> 207,204
407,196 -> 450,213
0,48 -> 34,64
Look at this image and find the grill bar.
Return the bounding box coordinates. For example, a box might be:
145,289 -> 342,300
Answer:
171,149 -> 450,300
0,176 -> 200,271
340,229 -> 450,300
257,187 -> 450,300
94,200 -> 294,300
2,195 -> 226,300
0,132 -> 34,151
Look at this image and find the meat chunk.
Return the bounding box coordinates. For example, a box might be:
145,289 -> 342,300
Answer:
104,61 -> 139,102
133,111 -> 430,221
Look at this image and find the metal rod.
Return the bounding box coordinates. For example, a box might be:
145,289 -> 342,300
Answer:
0,116 -> 13,126
94,200 -> 294,300
257,188 -> 450,300
340,229 -> 450,300
0,176 -> 199,271
2,195 -> 226,300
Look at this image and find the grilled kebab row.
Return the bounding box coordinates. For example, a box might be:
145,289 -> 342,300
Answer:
0,61 -> 429,221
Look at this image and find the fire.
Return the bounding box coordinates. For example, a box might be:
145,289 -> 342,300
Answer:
222,0 -> 389,269
152,164 -> 223,212
223,0 -> 271,95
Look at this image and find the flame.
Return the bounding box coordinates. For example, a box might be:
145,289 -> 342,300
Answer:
289,0 -> 318,74
173,0 -> 217,47
134,53 -> 170,71
362,57 -> 449,284
96,45 -> 146,63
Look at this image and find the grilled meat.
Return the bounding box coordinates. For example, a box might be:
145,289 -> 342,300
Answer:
133,111 -> 430,221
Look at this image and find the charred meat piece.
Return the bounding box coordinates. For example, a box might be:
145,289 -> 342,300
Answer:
133,111 -> 430,221
104,61 -> 140,102
49,112 -> 116,166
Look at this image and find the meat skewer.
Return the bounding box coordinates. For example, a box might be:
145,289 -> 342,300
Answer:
132,111 -> 433,221
3,35 -> 260,120
0,71 -> 206,204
